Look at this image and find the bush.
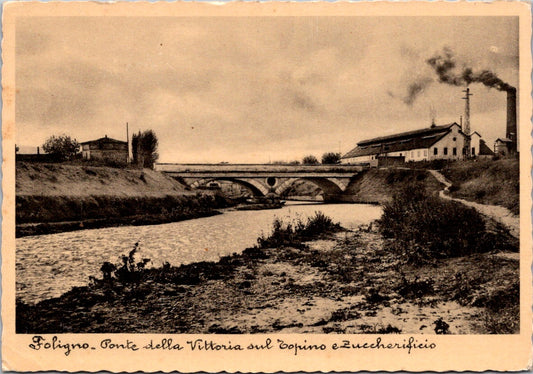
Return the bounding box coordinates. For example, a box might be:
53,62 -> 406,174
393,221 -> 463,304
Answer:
302,155 -> 319,165
100,242 -> 151,283
256,212 -> 340,249
321,152 -> 341,164
378,185 -> 489,259
396,275 -> 435,299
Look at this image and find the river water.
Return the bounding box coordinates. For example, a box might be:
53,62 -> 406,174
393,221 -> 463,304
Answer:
16,202 -> 382,304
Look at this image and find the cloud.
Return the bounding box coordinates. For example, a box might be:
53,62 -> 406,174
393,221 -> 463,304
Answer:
15,16 -> 519,162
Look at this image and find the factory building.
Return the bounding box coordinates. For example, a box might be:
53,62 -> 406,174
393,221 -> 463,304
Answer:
342,86 -> 516,166
340,122 -> 488,165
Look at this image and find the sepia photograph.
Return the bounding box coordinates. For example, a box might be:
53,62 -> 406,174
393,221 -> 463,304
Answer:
2,2 -> 532,372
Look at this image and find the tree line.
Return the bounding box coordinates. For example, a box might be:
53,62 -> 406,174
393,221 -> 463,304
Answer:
273,152 -> 342,165
28,132 -> 339,166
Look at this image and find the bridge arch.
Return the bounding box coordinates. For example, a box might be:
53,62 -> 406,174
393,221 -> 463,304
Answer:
189,177 -> 269,197
275,177 -> 347,197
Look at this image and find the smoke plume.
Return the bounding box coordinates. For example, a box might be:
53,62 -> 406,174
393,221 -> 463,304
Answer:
426,47 -> 515,92
388,77 -> 432,106
403,77 -> 433,105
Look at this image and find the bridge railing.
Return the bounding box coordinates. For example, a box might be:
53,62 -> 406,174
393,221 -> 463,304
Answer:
155,163 -> 366,173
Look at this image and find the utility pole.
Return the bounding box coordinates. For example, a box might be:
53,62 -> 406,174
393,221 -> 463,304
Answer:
462,87 -> 473,158
126,122 -> 131,164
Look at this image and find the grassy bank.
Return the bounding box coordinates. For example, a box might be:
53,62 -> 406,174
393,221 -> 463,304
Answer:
441,158 -> 519,215
378,186 -> 519,332
16,162 -> 236,236
339,169 -> 442,204
379,185 -> 518,259
16,162 -> 189,197
17,204 -> 518,334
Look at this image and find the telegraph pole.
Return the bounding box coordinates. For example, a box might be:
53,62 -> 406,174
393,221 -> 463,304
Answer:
126,122 -> 131,164
462,87 -> 473,158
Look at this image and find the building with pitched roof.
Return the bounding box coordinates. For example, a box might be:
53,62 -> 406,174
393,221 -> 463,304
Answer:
494,138 -> 514,156
341,122 -> 485,165
81,135 -> 128,164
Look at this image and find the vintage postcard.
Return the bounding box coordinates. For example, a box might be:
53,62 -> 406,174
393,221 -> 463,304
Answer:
2,1 -> 532,372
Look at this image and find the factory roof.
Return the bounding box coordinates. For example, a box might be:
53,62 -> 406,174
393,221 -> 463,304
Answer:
342,123 -> 461,159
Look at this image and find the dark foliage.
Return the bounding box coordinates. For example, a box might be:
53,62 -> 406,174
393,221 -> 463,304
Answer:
17,192 -> 229,224
396,275 -> 435,299
132,130 -> 159,169
433,317 -> 450,334
100,242 -> 151,284
379,185 -> 493,260
16,192 -> 232,237
302,155 -> 319,165
321,152 -> 341,164
256,212 -> 341,249
42,134 -> 80,161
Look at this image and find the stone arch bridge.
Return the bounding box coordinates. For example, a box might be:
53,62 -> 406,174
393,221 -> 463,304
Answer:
156,164 -> 367,201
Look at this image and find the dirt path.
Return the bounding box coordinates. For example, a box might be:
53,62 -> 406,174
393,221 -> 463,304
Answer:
428,170 -> 519,239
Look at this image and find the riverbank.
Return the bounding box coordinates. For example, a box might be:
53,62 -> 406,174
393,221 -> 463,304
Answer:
338,168 -> 442,204
16,209 -> 223,237
429,169 -> 519,239
441,158 -> 519,215
17,212 -> 518,334
16,162 -> 236,237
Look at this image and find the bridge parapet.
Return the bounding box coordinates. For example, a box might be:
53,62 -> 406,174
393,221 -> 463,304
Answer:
156,163 -> 365,173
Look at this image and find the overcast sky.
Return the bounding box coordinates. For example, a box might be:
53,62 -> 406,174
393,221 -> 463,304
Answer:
16,16 -> 518,163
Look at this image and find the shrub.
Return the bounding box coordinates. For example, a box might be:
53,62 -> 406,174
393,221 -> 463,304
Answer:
396,275 -> 435,299
360,324 -> 402,334
378,184 -> 489,259
297,211 -> 340,239
321,152 -> 341,164
302,155 -> 319,165
256,212 -> 340,249
433,318 -> 450,334
100,242 -> 151,283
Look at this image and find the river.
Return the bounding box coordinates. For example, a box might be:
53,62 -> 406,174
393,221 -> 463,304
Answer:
16,202 -> 382,304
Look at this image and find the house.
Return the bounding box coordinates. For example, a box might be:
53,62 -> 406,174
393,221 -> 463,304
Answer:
80,135 -> 128,164
341,122 -> 484,165
494,138 -> 514,156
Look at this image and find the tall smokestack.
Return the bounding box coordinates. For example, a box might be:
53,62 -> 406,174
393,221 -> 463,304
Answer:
506,88 -> 517,154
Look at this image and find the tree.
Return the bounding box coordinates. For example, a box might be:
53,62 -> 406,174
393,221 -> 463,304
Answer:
132,131 -> 140,165
321,152 -> 341,164
140,130 -> 159,168
302,155 -> 319,165
42,134 -> 80,161
132,130 -> 159,169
